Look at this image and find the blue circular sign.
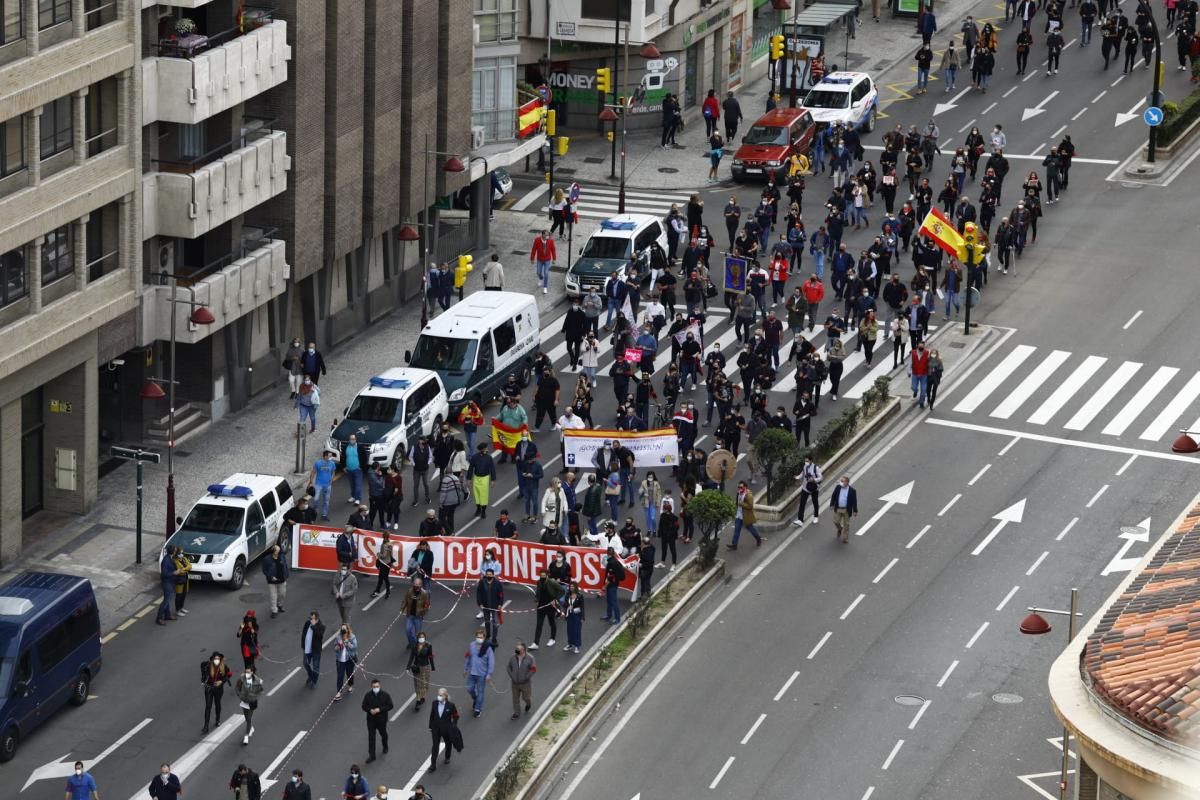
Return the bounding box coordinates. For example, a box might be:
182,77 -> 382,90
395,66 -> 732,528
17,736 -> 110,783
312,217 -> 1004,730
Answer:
1144,106 -> 1163,127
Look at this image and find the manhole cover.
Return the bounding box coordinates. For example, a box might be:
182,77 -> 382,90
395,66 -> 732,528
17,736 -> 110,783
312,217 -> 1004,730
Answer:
949,341 -> 967,348
174,450 -> 191,457
239,592 -> 266,604
556,168 -> 576,175
658,167 -> 679,174
992,692 -> 1024,704
583,157 -> 605,164
894,694 -> 926,706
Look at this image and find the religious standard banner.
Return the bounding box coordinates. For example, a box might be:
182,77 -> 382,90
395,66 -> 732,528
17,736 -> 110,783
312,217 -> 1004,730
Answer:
562,427 -> 679,470
290,525 -> 639,595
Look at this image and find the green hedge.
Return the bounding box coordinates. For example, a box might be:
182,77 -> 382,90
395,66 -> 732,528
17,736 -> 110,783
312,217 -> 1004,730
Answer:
1159,88 -> 1200,146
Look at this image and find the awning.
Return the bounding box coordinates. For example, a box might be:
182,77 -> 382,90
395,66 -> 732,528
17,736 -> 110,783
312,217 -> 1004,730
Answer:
788,3 -> 856,31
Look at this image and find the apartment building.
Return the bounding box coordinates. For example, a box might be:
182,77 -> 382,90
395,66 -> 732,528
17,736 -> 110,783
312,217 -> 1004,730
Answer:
0,0 -> 140,558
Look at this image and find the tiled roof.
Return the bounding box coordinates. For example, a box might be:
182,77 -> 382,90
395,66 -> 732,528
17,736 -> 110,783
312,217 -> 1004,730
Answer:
1082,505 -> 1200,748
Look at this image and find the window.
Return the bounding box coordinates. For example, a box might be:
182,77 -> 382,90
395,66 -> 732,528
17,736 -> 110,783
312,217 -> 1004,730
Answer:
180,503 -> 244,535
0,118 -> 23,178
476,335 -> 494,374
39,97 -> 72,160
474,0 -> 516,42
410,335 -> 478,372
851,82 -> 868,103
41,224 -> 73,286
493,319 -> 516,356
1,0 -> 22,45
274,480 -> 293,507
36,603 -> 95,672
245,502 -> 264,535
258,489 -> 277,518
0,246 -> 25,308
37,0 -> 69,29
346,395 -> 401,424
472,56 -> 518,141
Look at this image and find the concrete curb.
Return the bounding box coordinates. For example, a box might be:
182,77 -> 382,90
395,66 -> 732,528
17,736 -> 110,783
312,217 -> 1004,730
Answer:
471,550 -> 725,800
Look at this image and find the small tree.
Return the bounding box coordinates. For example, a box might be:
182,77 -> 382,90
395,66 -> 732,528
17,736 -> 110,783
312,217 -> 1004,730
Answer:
753,427 -> 800,503
688,490 -> 736,569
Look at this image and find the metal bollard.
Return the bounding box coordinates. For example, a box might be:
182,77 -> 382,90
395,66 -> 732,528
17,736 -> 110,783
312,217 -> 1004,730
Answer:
295,422 -> 305,473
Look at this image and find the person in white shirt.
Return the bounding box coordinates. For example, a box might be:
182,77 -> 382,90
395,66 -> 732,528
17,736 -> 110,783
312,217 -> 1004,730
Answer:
639,297 -> 667,334
482,254 -> 505,291
793,456 -> 823,525
990,124 -> 1006,153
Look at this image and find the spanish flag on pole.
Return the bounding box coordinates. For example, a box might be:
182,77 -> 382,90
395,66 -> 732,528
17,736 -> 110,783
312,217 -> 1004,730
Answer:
490,418 -> 530,455
918,208 -> 967,261
517,98 -> 545,139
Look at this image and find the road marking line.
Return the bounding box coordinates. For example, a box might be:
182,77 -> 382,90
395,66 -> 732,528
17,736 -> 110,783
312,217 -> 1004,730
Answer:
1031,141 -> 1047,156
1071,107 -> 1087,121
1111,74 -> 1124,87
402,743 -> 446,793
1028,355 -> 1107,425
389,693 -> 417,721
1092,90 -> 1106,103
1003,86 -> 1018,97
1064,361 -> 1141,430
774,670 -> 801,702
996,584 -> 1020,612
965,621 -> 989,649
1026,551 -> 1050,576
873,557 -> 899,584
1052,124 -> 1068,138
983,101 -> 998,114
512,183 -> 548,211
1116,454 -> 1138,476
741,713 -> 767,744
267,666 -> 302,697
134,603 -> 156,618
116,618 -> 136,631
927,417 -> 1200,464
840,593 -> 866,620
1141,372 -> 1200,441
261,729 -> 307,787
1102,366 -> 1178,436
1018,770 -> 1077,800
362,592 -> 386,611
881,739 -> 905,770
992,350 -> 1073,421
1064,38 -> 1076,49
998,435 -> 1020,455
807,631 -> 833,660
968,463 -> 992,486
861,788 -> 876,800
1085,484 -> 1109,508
710,756 -> 736,789
1024,69 -> 1039,81
954,344 -> 1037,413
938,493 -> 962,516
906,524 -> 932,549
908,699 -> 932,730
101,631 -> 118,644
937,659 -> 959,688
958,118 -> 977,133
1056,516 -> 1079,542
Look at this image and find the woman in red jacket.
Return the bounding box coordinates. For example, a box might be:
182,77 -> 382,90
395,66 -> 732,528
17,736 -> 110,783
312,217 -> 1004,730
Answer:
702,89 -> 721,137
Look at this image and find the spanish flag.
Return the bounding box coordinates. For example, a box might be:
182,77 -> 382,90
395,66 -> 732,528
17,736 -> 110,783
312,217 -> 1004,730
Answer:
918,208 -> 967,261
490,418 -> 529,454
517,98 -> 544,139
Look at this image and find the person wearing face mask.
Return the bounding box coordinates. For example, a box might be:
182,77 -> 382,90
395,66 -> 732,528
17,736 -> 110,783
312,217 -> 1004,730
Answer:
507,642 -> 537,719
66,760 -> 99,800
299,342 -> 326,384
342,766 -> 369,800
283,338 -> 304,399
373,787 -> 391,800
235,665 -> 263,745
333,563 -> 359,625
200,650 -> 232,734
407,786 -> 431,800
301,611 -> 326,688
475,569 -> 505,647
530,568 -> 559,650
334,624 -> 359,700
830,475 -> 859,543
401,577 -> 431,648
464,628 -> 495,717
229,764 -> 262,800
406,632 -> 436,709
282,770 -> 311,800
147,764 -> 182,800
294,375 -> 321,434
427,689 -> 459,771
361,678 -> 394,763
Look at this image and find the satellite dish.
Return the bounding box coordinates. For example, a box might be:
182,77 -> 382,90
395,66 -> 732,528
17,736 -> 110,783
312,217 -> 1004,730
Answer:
706,449 -> 736,482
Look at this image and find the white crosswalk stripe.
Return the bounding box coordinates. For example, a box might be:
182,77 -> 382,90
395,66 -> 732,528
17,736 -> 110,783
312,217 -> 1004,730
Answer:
1101,366 -> 1178,437
545,185 -> 697,221
953,345 -> 1037,414
990,350 -> 1071,420
1027,355 -> 1107,425
1064,362 -> 1140,431
1140,372 -> 1200,441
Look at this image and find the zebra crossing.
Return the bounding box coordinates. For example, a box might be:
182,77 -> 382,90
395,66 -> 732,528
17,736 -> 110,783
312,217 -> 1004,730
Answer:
950,345 -> 1200,442
543,184 -> 697,221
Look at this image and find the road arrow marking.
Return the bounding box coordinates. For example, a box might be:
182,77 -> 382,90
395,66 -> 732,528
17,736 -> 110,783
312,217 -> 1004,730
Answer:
1115,98 -> 1147,127
971,498 -> 1026,555
126,714 -> 241,800
1022,91 -> 1060,122
260,730 -> 307,792
1102,517 -> 1151,576
933,87 -> 971,116
856,481 -> 915,536
24,718 -> 152,791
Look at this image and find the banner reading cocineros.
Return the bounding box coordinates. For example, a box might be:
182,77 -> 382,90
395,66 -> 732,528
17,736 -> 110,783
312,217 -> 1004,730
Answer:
562,427 -> 678,469
290,525 -> 638,596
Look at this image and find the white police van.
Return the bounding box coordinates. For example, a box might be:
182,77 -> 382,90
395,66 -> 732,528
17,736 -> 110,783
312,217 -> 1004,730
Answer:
326,368 -> 450,470
802,71 -> 879,132
164,474 -> 295,589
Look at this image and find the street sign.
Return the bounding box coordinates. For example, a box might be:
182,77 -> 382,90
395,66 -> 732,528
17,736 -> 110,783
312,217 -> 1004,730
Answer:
110,446 -> 161,463
1143,106 -> 1163,127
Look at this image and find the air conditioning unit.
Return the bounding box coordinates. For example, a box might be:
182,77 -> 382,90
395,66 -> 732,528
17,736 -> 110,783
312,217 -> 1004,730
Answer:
470,126 -> 486,151
158,242 -> 174,271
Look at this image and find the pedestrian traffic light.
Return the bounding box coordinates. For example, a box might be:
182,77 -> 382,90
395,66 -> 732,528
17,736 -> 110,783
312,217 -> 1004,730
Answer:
556,136 -> 570,156
595,67 -> 611,94
546,109 -> 557,137
770,34 -> 786,61
606,131 -> 614,142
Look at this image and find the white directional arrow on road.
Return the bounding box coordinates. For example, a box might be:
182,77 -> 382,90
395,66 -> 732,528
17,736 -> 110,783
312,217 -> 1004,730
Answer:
126,714 -> 241,800
260,730 -> 307,792
934,88 -> 971,116
1021,91 -> 1060,122
855,481 -> 915,537
24,718 -> 152,791
1102,518 -> 1152,576
1115,98 -> 1147,127
971,498 -> 1027,556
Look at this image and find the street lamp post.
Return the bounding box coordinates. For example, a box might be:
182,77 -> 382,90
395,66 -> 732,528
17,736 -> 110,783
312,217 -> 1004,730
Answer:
397,143 -> 467,327
598,31 -> 660,216
1019,587 -> 1083,800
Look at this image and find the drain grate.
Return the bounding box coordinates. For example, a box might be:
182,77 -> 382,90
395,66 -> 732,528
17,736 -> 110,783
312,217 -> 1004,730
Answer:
659,167 -> 679,174
992,692 -> 1024,704
894,694 -> 926,706
583,156 -> 606,164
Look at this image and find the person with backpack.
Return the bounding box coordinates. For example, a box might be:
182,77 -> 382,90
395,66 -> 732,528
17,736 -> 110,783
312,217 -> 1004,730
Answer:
437,470 -> 467,532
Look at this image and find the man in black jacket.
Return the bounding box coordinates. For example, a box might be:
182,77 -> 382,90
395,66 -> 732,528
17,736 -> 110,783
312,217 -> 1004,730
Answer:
262,545 -> 289,618
721,91 -> 743,140
362,679 -> 395,762
229,764 -> 262,800
301,611 -> 326,688
427,688 -> 459,772
563,301 -> 588,369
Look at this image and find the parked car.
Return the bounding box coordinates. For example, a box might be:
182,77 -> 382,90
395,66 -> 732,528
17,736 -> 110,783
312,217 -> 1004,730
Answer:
730,107 -> 817,182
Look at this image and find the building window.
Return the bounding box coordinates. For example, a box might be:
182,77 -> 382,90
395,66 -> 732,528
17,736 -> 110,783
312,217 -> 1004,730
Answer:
474,0 -> 516,43
0,118 -> 24,177
1,0 -> 22,45
0,246 -> 26,307
646,0 -> 656,14
39,97 -> 72,160
41,224 -> 73,285
473,55 -> 517,142
37,0 -> 69,29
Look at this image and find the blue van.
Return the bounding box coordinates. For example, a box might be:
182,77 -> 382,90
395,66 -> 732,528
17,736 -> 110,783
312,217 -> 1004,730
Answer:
0,572 -> 102,761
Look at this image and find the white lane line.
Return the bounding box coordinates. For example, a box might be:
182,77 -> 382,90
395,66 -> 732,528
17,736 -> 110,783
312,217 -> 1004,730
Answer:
807,631 -> 833,660
1024,69 -> 1040,81
998,435 -> 1020,455
908,699 -> 932,730
1064,38 -> 1076,49
710,756 -> 736,789
881,739 -> 905,770
1085,484 -> 1109,508
1028,355 -> 1107,425
840,593 -> 866,620
958,118 -> 977,133
1031,141 -> 1048,156
1064,361 -> 1141,430
965,621 -> 989,649
267,666 -> 302,697
389,692 -> 417,721
1141,372 -> 1200,441
1071,107 -> 1087,121
1115,453 -> 1138,476
1102,366 -> 1178,436
774,670 -> 801,702
362,592 -> 386,611
954,345 -> 1037,413
261,729 -> 308,789
512,183 -> 548,211
1026,550 -> 1050,576
843,355 -> 897,399
873,557 -> 899,584
861,788 -> 876,800
906,524 -> 932,549
936,659 -> 959,688
938,493 -> 962,516
1111,74 -> 1125,87
402,743 -> 446,793
1056,516 -> 1079,542
992,350 -> 1071,420
1092,90 -> 1107,103
983,101 -> 997,114
968,463 -> 991,486
996,584 -> 1020,612
741,713 -> 767,744
1051,124 -> 1068,139
1003,86 -> 1018,98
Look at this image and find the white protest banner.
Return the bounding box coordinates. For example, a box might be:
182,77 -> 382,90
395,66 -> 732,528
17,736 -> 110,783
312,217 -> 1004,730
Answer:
562,427 -> 678,469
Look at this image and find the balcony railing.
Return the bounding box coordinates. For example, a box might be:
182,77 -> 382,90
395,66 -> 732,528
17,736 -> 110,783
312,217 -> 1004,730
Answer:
172,227 -> 280,286
472,108 -> 518,144
84,0 -> 118,31
152,117 -> 276,174
85,125 -> 118,158
155,8 -> 275,58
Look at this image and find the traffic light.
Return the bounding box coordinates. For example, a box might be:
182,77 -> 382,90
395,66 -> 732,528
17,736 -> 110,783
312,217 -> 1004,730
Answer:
556,136 -> 570,156
546,109 -> 557,137
595,67 -> 611,94
606,131 -> 614,142
456,254 -> 473,280
770,34 -> 785,62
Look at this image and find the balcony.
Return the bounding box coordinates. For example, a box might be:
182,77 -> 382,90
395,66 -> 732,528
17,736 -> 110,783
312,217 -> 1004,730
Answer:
142,129 -> 289,240
142,17 -> 291,125
141,237 -> 290,346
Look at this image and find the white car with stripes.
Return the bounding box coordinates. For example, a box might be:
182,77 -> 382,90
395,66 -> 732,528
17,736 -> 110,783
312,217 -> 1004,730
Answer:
564,214 -> 670,298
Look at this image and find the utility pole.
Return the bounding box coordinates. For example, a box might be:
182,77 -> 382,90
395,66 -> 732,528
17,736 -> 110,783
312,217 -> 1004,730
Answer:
611,12 -> 620,179
1141,0 -> 1163,162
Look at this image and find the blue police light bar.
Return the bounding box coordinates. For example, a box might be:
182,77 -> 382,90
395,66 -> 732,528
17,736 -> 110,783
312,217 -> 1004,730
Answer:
207,484 -> 253,498
369,376 -> 411,389
600,220 -> 638,231
820,75 -> 853,84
